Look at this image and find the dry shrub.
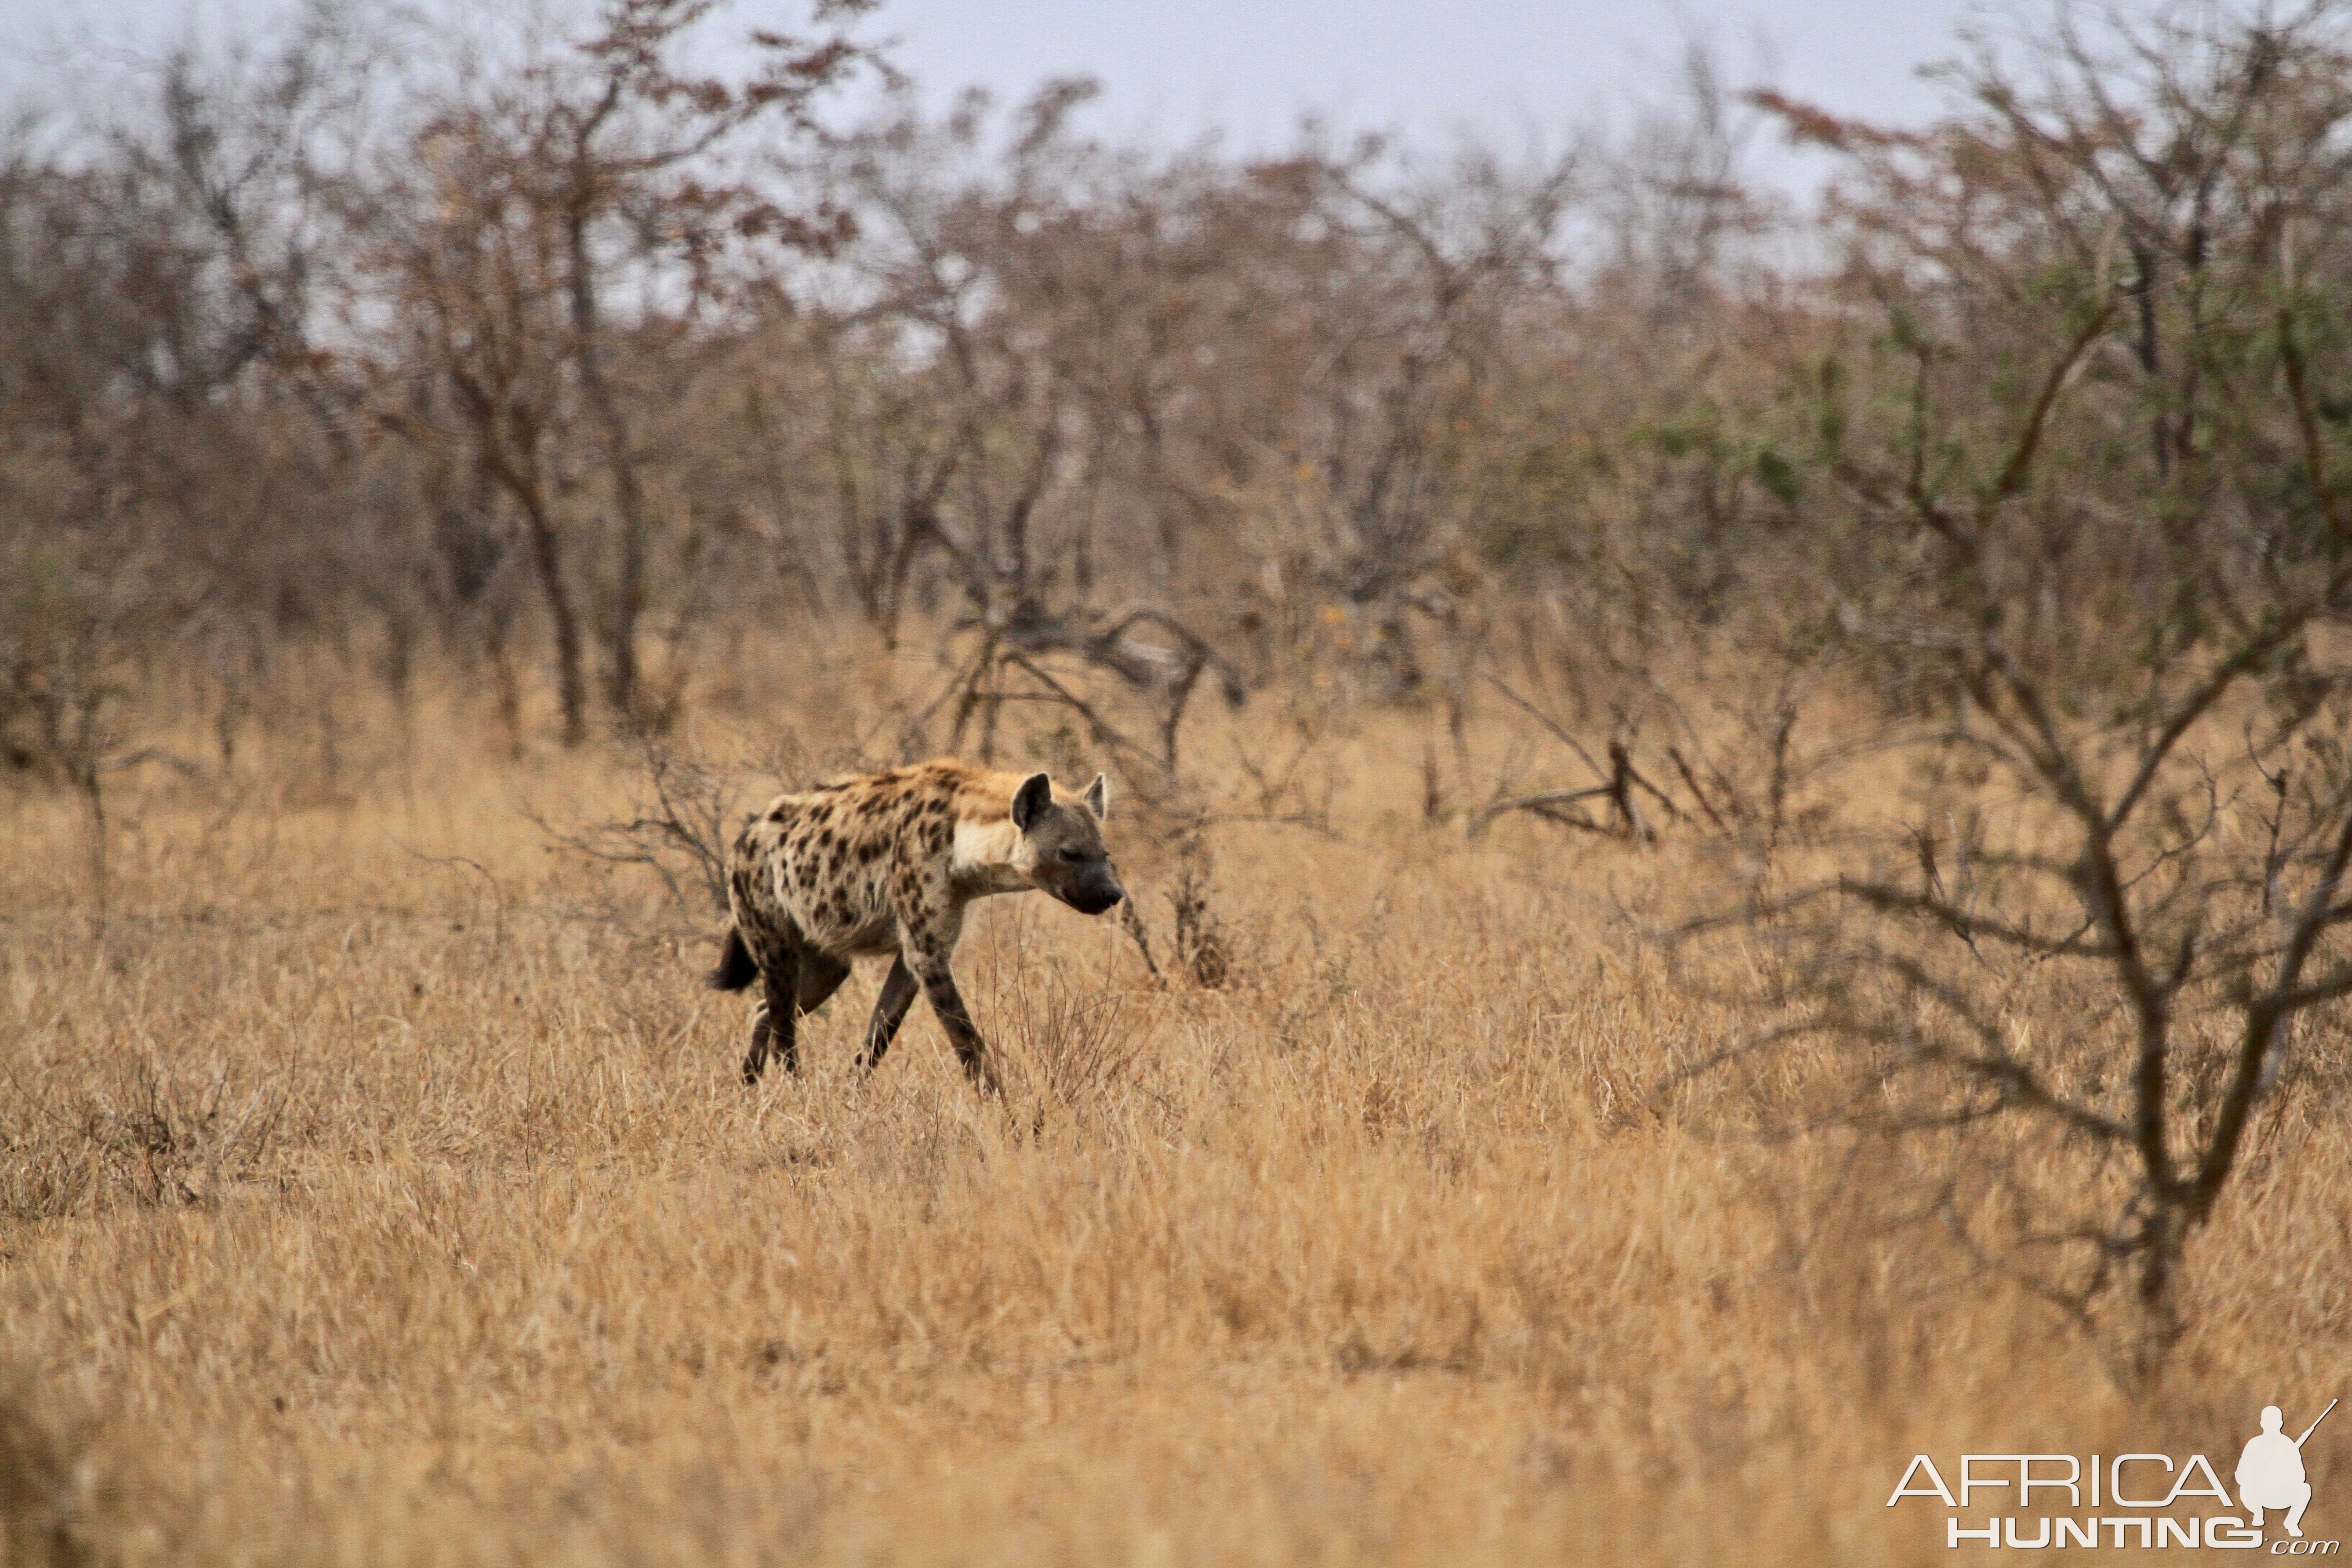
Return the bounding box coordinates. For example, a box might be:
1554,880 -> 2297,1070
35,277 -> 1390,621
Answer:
1168,836 -> 1234,991
992,972 -> 1147,1126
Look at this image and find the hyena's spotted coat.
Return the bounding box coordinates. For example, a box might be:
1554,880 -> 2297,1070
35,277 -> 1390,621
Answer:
709,759 -> 1124,1090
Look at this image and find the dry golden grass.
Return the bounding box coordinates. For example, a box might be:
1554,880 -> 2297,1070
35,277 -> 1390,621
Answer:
2,653 -> 2349,1565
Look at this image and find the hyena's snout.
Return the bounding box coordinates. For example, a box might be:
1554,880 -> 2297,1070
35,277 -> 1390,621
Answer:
1071,867 -> 1125,916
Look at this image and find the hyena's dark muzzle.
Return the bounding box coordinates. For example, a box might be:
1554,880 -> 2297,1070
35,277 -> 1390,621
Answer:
1070,873 -> 1125,916
1050,858 -> 1123,915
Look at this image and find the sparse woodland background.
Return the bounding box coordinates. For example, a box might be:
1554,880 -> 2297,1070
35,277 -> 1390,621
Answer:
10,0 -> 2352,1561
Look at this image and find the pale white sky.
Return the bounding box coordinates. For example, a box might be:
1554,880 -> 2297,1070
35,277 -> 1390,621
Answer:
0,0 -> 1994,186
867,0 -> 1986,147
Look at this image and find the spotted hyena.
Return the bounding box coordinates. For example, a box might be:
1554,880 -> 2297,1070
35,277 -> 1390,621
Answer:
708,759 -> 1125,1090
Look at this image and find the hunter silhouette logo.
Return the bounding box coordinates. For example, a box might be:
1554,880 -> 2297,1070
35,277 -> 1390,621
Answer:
2242,1401 -> 2335,1539
1886,1397 -> 2340,1550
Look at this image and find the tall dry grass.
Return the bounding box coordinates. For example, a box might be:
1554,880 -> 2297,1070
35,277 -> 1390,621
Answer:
1,649 -> 2348,1565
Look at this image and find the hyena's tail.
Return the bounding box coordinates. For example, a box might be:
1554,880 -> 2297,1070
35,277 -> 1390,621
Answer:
707,924 -> 759,991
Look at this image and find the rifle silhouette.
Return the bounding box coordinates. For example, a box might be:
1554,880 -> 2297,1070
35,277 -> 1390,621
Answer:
2297,1399 -> 2338,1449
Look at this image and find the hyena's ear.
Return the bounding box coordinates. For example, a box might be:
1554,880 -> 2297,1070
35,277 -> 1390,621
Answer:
1012,771 -> 1054,832
1083,773 -> 1109,821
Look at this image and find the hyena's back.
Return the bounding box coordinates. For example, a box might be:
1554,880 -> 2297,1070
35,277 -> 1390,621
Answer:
726,761 -> 984,962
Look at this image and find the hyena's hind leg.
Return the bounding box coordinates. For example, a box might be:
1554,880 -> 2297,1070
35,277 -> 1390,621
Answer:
735,939 -> 848,1086
710,923 -> 778,1080
710,926 -> 785,1086
726,917 -> 809,1085
753,951 -> 850,1083
855,955 -> 921,1075
745,945 -> 804,1083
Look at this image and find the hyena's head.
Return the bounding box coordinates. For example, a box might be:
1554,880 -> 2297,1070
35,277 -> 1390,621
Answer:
1012,771 -> 1125,915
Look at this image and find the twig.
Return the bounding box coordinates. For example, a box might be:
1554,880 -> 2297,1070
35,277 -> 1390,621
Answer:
1481,674 -> 1609,785
1667,746 -> 1731,833
391,837 -> 509,953
1469,788 -> 1613,836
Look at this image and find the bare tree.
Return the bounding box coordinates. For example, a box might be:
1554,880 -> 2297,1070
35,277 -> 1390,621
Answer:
358,0 -> 868,742
1696,0 -> 2352,1381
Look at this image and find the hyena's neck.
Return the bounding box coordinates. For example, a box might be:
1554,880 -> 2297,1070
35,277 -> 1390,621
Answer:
950,815 -> 1033,896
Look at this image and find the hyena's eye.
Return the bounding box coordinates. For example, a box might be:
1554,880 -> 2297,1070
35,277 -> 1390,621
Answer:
1058,847 -> 1085,863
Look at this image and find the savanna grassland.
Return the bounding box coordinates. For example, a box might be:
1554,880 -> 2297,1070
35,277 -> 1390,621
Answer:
14,0 -> 2352,1557
3,643 -> 2348,1568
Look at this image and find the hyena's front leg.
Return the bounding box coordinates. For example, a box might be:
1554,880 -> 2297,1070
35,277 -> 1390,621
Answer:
909,946 -> 999,1094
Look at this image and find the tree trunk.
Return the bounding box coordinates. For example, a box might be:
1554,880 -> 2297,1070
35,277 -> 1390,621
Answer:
2125,1212 -> 2186,1392
568,208 -> 651,728
485,615 -> 524,761
514,481 -> 589,748
77,762 -> 107,941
